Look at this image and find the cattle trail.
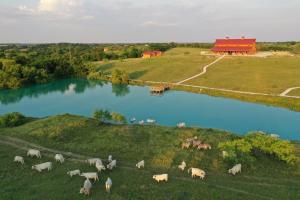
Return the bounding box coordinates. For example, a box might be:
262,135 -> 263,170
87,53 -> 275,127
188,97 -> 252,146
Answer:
0,135 -> 286,200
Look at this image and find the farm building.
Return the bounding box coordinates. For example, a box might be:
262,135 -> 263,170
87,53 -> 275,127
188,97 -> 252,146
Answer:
142,51 -> 163,58
212,37 -> 256,55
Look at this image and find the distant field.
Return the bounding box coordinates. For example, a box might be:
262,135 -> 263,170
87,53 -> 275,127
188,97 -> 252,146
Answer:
92,48 -> 216,82
0,115 -> 300,200
186,56 -> 300,94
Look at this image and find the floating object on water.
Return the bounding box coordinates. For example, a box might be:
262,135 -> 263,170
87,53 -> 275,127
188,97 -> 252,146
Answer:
177,122 -> 186,128
147,119 -> 156,124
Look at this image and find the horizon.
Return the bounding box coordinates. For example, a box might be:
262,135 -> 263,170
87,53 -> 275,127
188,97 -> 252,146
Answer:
1,0 -> 300,43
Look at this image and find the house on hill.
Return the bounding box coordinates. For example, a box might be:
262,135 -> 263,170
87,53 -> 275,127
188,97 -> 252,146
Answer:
142,51 -> 163,58
212,37 -> 256,55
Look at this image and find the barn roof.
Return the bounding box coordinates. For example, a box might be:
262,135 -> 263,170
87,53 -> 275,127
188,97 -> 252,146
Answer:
215,38 -> 256,45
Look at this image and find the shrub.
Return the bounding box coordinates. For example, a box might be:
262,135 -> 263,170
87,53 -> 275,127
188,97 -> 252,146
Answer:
218,132 -> 297,165
0,112 -> 26,127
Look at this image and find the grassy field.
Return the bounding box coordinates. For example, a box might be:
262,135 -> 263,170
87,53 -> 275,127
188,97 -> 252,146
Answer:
90,48 -> 300,111
288,88 -> 300,96
92,48 -> 216,82
0,114 -> 300,200
186,56 -> 300,94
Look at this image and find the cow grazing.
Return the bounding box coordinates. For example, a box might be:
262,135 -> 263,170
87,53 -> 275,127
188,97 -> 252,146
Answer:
136,160 -> 145,169
14,156 -> 24,165
192,140 -> 202,147
27,149 -> 41,159
197,144 -> 212,150
81,172 -> 99,181
228,164 -> 242,175
32,162 -> 52,172
54,154 -> 65,164
86,158 -> 101,166
188,168 -> 205,179
67,169 -> 81,177
95,160 -> 106,172
105,177 -> 112,193
153,174 -> 168,182
178,161 -> 186,171
80,178 -> 92,196
108,155 -> 113,163
181,142 -> 191,149
107,160 -> 117,170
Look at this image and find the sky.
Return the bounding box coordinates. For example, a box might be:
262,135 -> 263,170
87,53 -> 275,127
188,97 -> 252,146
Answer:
0,0 -> 299,43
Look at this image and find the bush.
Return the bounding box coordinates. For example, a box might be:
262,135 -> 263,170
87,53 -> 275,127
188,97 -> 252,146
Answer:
111,69 -> 129,85
218,132 -> 297,165
0,112 -> 26,127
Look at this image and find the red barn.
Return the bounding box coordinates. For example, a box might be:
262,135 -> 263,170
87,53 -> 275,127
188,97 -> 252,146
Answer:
212,37 -> 256,55
142,51 -> 163,58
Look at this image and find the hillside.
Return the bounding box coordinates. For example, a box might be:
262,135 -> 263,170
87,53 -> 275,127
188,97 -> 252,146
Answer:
0,114 -> 299,200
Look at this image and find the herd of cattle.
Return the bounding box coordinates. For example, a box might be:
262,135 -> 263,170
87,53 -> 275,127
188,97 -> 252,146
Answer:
12,136 -> 242,196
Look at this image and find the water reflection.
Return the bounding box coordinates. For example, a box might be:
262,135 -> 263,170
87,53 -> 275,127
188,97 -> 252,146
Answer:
112,84 -> 130,97
0,79 -> 105,105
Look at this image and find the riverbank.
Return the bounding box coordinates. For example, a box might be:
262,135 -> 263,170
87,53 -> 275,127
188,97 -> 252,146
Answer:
0,114 -> 299,199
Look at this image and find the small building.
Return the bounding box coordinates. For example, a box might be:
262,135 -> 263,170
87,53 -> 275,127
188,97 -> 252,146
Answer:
212,37 -> 256,55
103,47 -> 109,52
142,51 -> 162,58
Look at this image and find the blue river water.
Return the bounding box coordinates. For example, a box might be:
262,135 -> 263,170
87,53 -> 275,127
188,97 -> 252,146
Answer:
0,78 -> 299,140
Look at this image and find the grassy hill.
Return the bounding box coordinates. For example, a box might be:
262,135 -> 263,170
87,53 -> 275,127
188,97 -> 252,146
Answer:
0,114 -> 299,200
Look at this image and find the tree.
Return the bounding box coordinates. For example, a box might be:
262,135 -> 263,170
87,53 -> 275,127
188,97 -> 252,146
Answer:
93,109 -> 111,122
111,112 -> 127,123
0,112 -> 26,127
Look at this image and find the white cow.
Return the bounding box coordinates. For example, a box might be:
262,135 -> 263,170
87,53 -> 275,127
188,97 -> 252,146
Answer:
14,156 -> 24,165
138,120 -> 144,125
27,149 -> 41,158
32,162 -> 52,172
108,155 -> 113,163
136,160 -> 145,169
107,160 -> 117,170
178,161 -> 186,171
81,172 -> 99,181
86,158 -> 101,166
80,178 -> 92,196
228,164 -> 242,175
95,160 -> 106,172
188,168 -> 205,179
153,174 -> 168,182
54,154 -> 64,164
67,169 -> 81,177
105,177 -> 112,193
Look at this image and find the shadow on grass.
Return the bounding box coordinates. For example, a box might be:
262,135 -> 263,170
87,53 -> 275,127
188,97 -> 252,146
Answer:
96,63 -> 115,72
129,70 -> 148,79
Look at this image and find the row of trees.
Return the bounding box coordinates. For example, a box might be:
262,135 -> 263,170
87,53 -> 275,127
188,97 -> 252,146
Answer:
218,132 -> 297,165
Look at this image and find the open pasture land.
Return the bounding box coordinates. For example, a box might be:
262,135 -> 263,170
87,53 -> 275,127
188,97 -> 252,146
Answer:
92,48 -> 216,82
186,56 -> 300,95
0,115 -> 300,200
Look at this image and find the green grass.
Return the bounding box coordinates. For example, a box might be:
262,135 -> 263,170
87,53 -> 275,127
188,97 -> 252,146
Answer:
90,48 -> 300,111
0,114 -> 300,200
92,48 -> 216,82
186,56 -> 300,94
287,88 -> 300,97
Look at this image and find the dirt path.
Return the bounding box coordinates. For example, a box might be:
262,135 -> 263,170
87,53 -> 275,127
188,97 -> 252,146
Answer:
0,135 -> 289,200
280,87 -> 300,97
176,55 -> 226,84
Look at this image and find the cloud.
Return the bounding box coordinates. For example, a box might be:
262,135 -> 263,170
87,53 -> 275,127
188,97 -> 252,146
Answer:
18,0 -> 92,20
141,20 -> 178,27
